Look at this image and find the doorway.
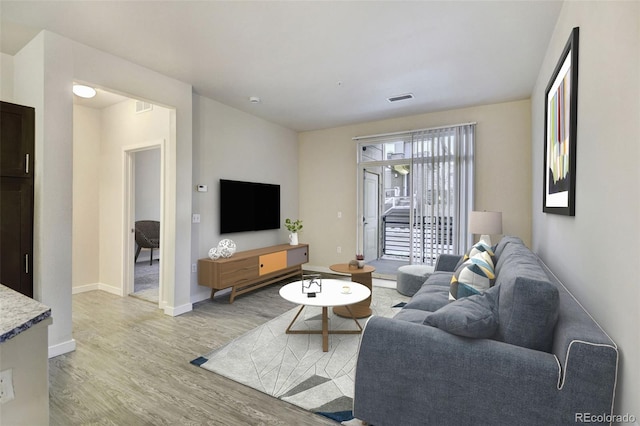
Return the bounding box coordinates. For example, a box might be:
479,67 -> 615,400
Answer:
360,160 -> 412,277
362,169 -> 380,262
123,141 -> 165,306
130,147 -> 162,303
72,89 -> 172,311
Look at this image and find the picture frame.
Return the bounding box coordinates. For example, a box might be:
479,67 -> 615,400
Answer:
543,27 -> 579,216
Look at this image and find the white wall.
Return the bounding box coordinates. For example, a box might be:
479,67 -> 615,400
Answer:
531,1 -> 639,418
191,94 -> 299,302
298,99 -> 532,269
12,30 -> 194,356
1,52 -> 14,101
13,31 -> 76,357
72,105 -> 101,290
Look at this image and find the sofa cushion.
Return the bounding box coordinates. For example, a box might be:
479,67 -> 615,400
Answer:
424,286 -> 499,338
495,272 -> 560,352
493,235 -> 523,261
449,251 -> 495,301
403,284 -> 450,312
394,308 -> 431,324
425,271 -> 456,287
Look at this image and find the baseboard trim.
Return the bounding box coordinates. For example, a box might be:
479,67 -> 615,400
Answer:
163,303 -> 192,317
72,283 -> 99,294
304,264 -> 338,275
48,338 -> 76,359
72,283 -> 123,296
98,283 -> 123,296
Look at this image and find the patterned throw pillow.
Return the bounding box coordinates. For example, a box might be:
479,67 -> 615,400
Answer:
454,241 -> 496,270
468,241 -> 495,259
449,251 -> 495,301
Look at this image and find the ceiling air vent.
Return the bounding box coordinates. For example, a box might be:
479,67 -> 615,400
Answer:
387,93 -> 414,103
135,100 -> 153,114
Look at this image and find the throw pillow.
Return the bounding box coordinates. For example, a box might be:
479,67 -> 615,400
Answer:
495,275 -> 560,352
469,241 -> 495,259
449,251 -> 495,301
454,241 -> 497,270
424,286 -> 499,338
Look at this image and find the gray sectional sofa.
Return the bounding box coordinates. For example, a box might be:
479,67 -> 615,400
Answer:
353,236 -> 618,425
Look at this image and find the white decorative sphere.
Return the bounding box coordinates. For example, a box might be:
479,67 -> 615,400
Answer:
217,239 -> 236,258
208,247 -> 220,260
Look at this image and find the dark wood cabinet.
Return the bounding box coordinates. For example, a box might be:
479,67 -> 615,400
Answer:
1,101 -> 35,298
1,102 -> 34,178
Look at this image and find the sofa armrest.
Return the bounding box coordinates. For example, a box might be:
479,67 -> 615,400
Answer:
434,253 -> 462,272
354,316 -> 565,426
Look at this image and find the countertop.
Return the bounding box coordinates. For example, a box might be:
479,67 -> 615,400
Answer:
0,284 -> 51,343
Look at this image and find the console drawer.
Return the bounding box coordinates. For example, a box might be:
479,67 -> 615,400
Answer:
219,257 -> 258,285
287,246 -> 309,266
259,251 -> 287,276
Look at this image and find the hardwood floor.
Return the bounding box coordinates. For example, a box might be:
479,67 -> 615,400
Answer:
50,285 -> 338,425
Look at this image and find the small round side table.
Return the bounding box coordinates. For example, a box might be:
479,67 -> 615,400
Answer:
329,263 -> 375,318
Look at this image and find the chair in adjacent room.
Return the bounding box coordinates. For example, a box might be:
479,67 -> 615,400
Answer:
134,220 -> 160,265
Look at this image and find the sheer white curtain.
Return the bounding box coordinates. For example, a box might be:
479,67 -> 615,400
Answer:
411,124 -> 475,264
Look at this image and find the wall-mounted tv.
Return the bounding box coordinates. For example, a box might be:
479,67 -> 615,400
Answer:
220,179 -> 281,234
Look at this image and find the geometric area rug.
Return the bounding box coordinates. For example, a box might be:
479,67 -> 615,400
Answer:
191,286 -> 409,423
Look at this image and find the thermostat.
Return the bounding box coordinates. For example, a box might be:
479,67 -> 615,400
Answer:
196,185 -> 208,192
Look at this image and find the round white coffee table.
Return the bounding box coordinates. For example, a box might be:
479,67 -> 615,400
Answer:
279,279 -> 371,352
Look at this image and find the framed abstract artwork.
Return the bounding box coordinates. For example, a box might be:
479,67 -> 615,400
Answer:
543,27 -> 579,216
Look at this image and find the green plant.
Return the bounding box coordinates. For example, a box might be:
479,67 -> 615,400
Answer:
285,218 -> 303,233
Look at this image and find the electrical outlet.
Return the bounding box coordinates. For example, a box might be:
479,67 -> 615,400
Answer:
192,214 -> 201,223
337,211 -> 342,218
0,369 -> 15,404
337,246 -> 342,254
191,263 -> 197,273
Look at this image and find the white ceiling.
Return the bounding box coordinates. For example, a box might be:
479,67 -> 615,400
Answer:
0,1 -> 563,131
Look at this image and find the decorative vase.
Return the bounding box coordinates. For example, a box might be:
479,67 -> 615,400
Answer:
217,239 -> 236,258
289,232 -> 299,246
357,260 -> 365,269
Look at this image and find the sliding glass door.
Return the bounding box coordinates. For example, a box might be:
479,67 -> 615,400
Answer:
357,124 -> 475,268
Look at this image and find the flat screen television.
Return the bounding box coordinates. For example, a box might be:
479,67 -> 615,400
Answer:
219,179 -> 281,234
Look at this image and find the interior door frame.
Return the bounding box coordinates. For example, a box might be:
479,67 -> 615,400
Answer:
122,139 -> 166,307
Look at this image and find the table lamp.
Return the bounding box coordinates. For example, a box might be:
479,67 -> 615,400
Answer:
469,211 -> 502,246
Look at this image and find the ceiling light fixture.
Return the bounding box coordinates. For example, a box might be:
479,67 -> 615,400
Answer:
73,84 -> 97,98
387,93 -> 414,103
248,96 -> 261,104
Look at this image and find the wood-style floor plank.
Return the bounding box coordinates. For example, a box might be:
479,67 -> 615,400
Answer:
50,285 -> 338,425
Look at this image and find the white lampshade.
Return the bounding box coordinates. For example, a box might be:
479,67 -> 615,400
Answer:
469,211 -> 502,245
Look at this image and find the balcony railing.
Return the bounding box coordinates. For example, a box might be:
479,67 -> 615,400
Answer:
382,212 -> 454,265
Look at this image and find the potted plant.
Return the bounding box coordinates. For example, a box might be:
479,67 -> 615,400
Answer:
356,253 -> 365,268
285,218 -> 303,245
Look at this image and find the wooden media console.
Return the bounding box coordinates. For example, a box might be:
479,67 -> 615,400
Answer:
198,243 -> 309,303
